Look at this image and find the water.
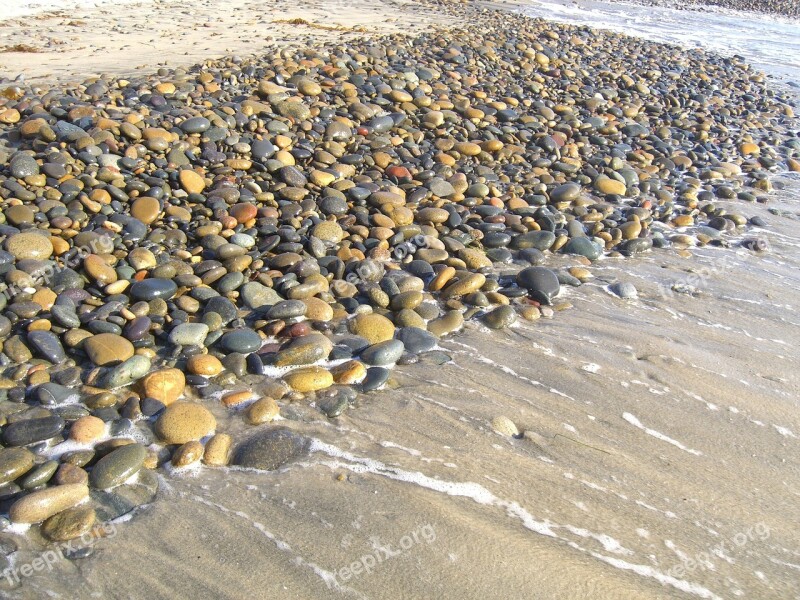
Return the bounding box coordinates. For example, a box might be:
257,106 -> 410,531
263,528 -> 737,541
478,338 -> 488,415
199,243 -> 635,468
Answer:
522,0 -> 800,85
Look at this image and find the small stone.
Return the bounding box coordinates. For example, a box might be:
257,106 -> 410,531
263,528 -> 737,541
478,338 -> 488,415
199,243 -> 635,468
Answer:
484,305 -> 517,329
4,415 -> 65,446
6,231 -> 53,260
283,366 -> 334,392
348,313 -> 395,344
171,441 -> 204,467
246,398 -> 280,425
0,447 -> 35,484
130,196 -> 161,224
360,340 -> 404,366
70,416 -> 106,444
169,323 -> 209,346
187,354 -> 223,376
219,328 -> 262,354
203,434 -> 233,466
610,282 -> 638,299
179,169 -> 206,194
491,416 -> 519,437
516,267 -> 560,305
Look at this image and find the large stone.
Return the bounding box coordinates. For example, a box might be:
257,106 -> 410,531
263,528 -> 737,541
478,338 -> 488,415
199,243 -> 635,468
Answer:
516,267 -> 560,305
9,483 -> 89,524
83,333 -> 135,366
155,402 -> 216,444
234,428 -> 310,471
6,231 -> 53,260
90,443 -> 147,489
140,368 -> 185,406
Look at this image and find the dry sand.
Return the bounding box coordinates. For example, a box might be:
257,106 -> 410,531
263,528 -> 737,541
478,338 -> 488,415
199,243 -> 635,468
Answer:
0,0 -> 451,83
0,1 -> 799,599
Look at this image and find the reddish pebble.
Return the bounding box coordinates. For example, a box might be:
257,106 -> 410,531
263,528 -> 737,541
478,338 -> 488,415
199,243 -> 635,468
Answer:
230,203 -> 257,224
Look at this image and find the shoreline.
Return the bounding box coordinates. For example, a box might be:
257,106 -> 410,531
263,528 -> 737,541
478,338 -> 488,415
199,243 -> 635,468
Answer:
0,0 -> 798,598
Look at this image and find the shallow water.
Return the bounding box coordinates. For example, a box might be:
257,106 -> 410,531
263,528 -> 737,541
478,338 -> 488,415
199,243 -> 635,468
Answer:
522,0 -> 800,85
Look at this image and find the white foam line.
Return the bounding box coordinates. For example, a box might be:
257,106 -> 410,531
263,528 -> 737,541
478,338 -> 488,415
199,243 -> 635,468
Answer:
309,440 -> 721,599
186,492 -> 367,599
622,413 -> 702,456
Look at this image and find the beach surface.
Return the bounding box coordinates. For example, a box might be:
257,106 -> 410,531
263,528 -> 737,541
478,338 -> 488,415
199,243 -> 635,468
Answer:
0,0 -> 798,599
4,175 -> 798,600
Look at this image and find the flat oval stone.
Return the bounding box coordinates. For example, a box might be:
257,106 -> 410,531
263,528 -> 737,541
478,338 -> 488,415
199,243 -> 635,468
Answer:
516,267 -> 560,305
561,237 -> 602,261
234,428 -> 310,471
168,323 -> 209,346
83,333 -> 135,366
0,447 -> 35,484
395,327 -> 436,354
4,416 -> 65,446
90,443 -> 147,489
219,328 -> 262,354
274,333 -> 332,367
5,231 -> 53,260
180,117 -> 211,134
484,305 -> 518,329
41,506 -> 96,541
100,355 -> 152,388
27,330 -> 66,363
130,278 -> 178,301
360,339 -> 405,366
9,483 -> 89,524
140,368 -> 185,406
10,152 -> 40,178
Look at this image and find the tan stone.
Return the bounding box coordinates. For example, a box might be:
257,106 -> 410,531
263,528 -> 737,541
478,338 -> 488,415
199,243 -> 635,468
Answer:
155,402 -> 216,444
348,313 -> 395,344
283,367 -> 334,392
9,484 -> 89,524
140,368 -> 185,406
69,415 -> 106,444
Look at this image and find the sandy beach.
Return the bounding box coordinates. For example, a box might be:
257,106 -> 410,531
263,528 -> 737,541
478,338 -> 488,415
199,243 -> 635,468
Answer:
0,0 -> 451,83
0,0 -> 798,598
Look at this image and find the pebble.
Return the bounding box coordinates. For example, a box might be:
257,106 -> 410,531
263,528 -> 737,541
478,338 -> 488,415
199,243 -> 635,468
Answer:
348,313 -> 395,344
234,428 -> 310,471
517,267 -> 560,305
41,506 -> 96,542
9,483 -> 89,524
140,368 -> 186,406
155,402 -> 216,444
83,333 -> 135,366
90,443 -> 147,489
